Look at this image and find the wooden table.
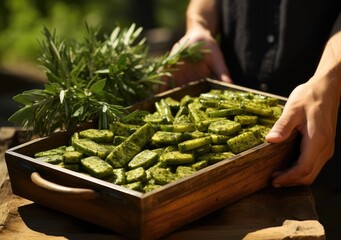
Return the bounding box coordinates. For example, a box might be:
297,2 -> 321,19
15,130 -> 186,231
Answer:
0,127 -> 325,240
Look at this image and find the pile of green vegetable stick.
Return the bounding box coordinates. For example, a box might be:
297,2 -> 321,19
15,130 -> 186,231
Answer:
34,88 -> 283,193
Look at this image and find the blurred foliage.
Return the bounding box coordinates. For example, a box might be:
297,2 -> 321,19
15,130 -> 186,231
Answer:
0,0 -> 189,66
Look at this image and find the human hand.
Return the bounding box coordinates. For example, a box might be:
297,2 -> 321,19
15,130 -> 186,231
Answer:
265,78 -> 340,187
160,30 -> 232,92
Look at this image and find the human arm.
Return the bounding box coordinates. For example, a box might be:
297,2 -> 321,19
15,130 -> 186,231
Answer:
266,12 -> 341,187
164,0 -> 231,90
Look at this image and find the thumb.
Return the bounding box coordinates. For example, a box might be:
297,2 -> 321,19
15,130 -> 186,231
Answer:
220,72 -> 233,84
265,112 -> 297,143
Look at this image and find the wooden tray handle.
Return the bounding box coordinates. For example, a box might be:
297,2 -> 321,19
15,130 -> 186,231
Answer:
31,172 -> 99,200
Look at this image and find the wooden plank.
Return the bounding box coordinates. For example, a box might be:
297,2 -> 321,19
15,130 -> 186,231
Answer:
0,180 -> 322,239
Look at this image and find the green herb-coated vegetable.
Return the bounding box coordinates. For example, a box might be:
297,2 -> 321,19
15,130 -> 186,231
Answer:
34,146 -> 66,157
106,141 -> 141,168
58,162 -> 80,172
81,156 -> 113,179
143,184 -> 162,193
227,131 -> 262,154
124,182 -> 143,192
207,119 -> 241,136
149,167 -> 176,185
79,129 -> 114,143
234,115 -> 258,125
178,136 -> 212,152
72,137 -> 109,159
63,151 -> 83,164
176,166 -> 197,178
125,167 -> 147,183
36,154 -> 63,164
210,144 -> 230,153
128,150 -> 159,169
107,168 -> 126,185
198,152 -> 236,164
160,151 -> 195,165
191,160 -> 209,170
151,131 -> 183,146
126,123 -> 155,148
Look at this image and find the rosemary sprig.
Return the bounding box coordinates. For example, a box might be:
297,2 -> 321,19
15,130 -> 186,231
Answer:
9,23 -> 204,136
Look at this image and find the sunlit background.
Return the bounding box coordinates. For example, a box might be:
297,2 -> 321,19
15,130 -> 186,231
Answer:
0,0 -> 189,126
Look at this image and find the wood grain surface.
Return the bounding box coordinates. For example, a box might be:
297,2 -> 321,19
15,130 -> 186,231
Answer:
0,127 -> 325,240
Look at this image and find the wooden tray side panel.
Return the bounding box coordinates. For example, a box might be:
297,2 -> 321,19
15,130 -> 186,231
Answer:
141,133 -> 299,240
130,80 -> 210,112
5,151 -> 143,239
131,79 -> 287,116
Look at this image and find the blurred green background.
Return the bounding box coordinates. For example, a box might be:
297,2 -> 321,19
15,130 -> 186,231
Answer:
0,0 -> 188,65
0,0 -> 189,126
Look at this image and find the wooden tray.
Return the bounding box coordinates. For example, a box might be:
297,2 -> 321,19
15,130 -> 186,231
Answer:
5,79 -> 300,240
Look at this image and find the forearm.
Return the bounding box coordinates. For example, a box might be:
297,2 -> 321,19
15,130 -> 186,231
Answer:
169,0 -> 231,84
312,12 -> 341,100
266,13 -> 341,187
185,0 -> 221,37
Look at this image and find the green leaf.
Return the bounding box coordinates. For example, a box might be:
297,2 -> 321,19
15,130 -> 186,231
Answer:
9,23 -> 204,136
12,90 -> 44,105
89,79 -> 106,93
73,106 -> 84,117
8,106 -> 35,123
59,90 -> 65,104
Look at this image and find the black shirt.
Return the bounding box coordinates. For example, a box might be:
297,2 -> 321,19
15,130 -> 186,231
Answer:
219,0 -> 340,97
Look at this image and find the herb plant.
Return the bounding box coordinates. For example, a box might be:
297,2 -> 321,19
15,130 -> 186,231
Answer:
8,23 -> 203,136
